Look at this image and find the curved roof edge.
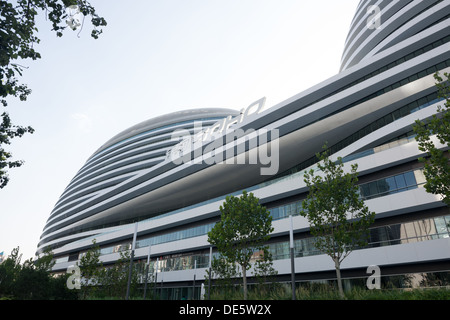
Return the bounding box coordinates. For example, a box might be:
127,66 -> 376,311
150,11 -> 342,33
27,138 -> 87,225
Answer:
92,108 -> 240,158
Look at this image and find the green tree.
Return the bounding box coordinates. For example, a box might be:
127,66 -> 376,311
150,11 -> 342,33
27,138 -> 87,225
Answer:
205,254 -> 241,299
13,247 -> 55,299
14,257 -> 52,299
77,239 -> 101,299
34,246 -> 56,271
207,190 -> 274,300
413,72 -> 450,206
300,146 -> 375,298
0,247 -> 22,298
98,249 -> 141,299
0,0 -> 106,188
252,248 -> 278,294
0,246 -> 77,299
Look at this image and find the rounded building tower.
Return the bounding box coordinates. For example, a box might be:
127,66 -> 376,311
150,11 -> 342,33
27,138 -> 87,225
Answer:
341,0 -> 449,71
38,108 -> 239,253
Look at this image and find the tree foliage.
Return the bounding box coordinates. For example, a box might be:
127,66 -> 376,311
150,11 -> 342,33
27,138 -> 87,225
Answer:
0,0 -> 106,188
252,247 -> 278,291
0,244 -> 147,300
0,112 -> 34,188
0,246 -> 77,299
77,239 -> 101,298
207,190 -> 274,300
75,241 -> 145,300
413,72 -> 450,206
205,254 -> 241,299
301,146 -> 375,298
97,249 -> 142,299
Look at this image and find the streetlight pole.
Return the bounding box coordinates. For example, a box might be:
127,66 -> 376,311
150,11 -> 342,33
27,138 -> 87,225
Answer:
143,245 -> 151,299
290,215 -> 296,300
208,246 -> 212,300
126,222 -> 138,300
193,259 -> 197,299
154,257 -> 159,298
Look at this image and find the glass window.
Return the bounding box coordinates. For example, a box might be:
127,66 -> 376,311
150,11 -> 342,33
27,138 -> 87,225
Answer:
296,201 -> 303,214
377,118 -> 385,128
409,101 -> 419,111
293,203 -> 299,215
408,74 -> 418,82
400,78 -> 409,86
300,238 -> 316,257
445,216 -> 450,231
376,179 -> 390,196
404,171 -> 417,188
405,52 -> 415,61
386,225 -> 402,245
384,114 -> 393,125
403,222 -> 417,240
279,206 -> 285,219
271,242 -> 289,259
414,219 -> 435,240
370,122 -> 379,132
55,256 -> 69,264
388,62 -> 397,69
285,204 -> 292,216
417,97 -> 428,107
378,227 -> 390,244
369,181 -> 378,197
371,227 -> 390,246
392,82 -> 401,90
385,176 -> 397,193
395,174 -> 407,190
400,106 -> 409,117
360,184 -> 370,199
418,70 -> 427,78
270,207 -> 279,220
432,40 -> 442,48
100,247 -> 113,255
434,217 -> 449,238
369,228 -> 382,246
427,66 -> 437,74
436,62 -> 447,71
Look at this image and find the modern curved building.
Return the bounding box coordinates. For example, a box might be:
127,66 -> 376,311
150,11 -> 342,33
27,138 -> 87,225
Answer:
38,0 -> 450,299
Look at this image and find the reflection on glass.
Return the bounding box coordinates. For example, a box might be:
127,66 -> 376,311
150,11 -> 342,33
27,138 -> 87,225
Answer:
70,215 -> 450,272
358,170 -> 423,200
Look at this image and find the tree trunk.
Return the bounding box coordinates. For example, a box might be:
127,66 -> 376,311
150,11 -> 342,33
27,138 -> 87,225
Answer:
334,258 -> 345,299
242,265 -> 248,300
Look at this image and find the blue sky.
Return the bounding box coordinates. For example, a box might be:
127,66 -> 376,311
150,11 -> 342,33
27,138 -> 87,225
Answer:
0,0 -> 359,260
